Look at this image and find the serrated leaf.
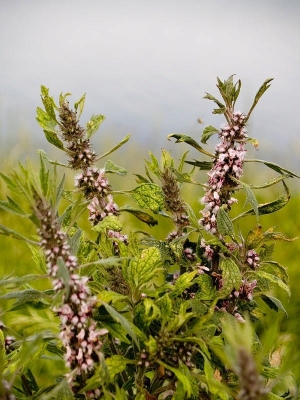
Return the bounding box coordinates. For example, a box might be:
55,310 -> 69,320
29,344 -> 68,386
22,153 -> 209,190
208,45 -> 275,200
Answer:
0,196 -> 28,217
40,85 -> 58,121
184,203 -> 200,229
43,129 -> 64,150
185,159 -> 213,170
246,78 -> 274,122
119,206 -> 158,227
171,271 -> 199,297
255,271 -> 290,296
129,183 -> 164,213
127,247 -> 161,290
250,174 -> 292,189
167,133 -> 214,157
157,360 -> 193,397
233,181 -> 290,221
195,274 -> 216,300
97,291 -> 128,304
106,355 -> 134,381
216,207 -> 234,236
219,258 -> 242,298
203,92 -> 225,109
0,224 -> 38,244
74,93 -> 86,119
104,160 -> 127,176
161,149 -> 174,170
56,173 -> 65,205
92,215 -> 122,233
86,114 -> 105,138
241,181 -> 259,218
245,158 -> 300,178
27,243 -> 47,274
260,294 -> 288,316
39,151 -> 49,196
99,301 -> 140,349
0,273 -> 46,287
201,125 -> 219,144
98,134 -> 130,159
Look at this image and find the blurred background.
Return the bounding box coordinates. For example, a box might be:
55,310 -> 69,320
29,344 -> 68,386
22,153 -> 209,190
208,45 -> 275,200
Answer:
1,0 -> 300,391
0,0 -> 300,167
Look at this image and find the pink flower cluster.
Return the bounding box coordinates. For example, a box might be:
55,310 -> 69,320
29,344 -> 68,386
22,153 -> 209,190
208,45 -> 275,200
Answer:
246,249 -> 260,269
36,199 -> 106,397
200,112 -> 248,234
75,168 -> 119,226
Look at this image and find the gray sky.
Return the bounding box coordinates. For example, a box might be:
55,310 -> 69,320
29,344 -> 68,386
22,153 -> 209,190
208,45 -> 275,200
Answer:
1,0 -> 300,168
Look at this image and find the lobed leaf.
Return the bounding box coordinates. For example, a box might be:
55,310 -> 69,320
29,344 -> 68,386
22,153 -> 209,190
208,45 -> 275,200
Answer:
232,181 -> 290,221
201,125 -> 219,144
104,160 -> 127,176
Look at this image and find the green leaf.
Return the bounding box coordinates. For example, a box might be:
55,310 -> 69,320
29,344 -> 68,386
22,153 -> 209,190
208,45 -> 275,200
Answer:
219,258 -> 242,298
129,184 -> 164,213
0,196 -> 29,217
0,273 -> 46,287
27,243 -> 47,274
74,93 -> 86,119
201,125 -> 219,144
185,159 -> 213,170
161,149 -> 174,170
157,360 -> 193,397
86,114 -> 105,138
245,158 -> 300,178
250,174 -> 292,189
97,291 -> 128,304
170,271 -> 199,297
126,247 -> 162,290
184,203 -> 200,230
260,294 -> 288,316
36,107 -> 64,150
246,78 -> 274,122
167,133 -> 214,157
233,181 -> 290,221
92,215 -> 123,233
43,129 -> 64,150
203,92 -> 225,109
216,207 -> 234,236
241,181 -> 259,218
144,152 -> 161,178
119,206 -> 158,227
40,85 -> 57,121
0,224 -> 38,244
39,151 -> 49,196
104,160 -> 127,176
255,270 -> 290,296
99,301 -> 140,349
55,173 -> 65,206
106,355 -> 134,381
57,257 -> 71,298
195,274 -> 216,300
98,134 -> 130,159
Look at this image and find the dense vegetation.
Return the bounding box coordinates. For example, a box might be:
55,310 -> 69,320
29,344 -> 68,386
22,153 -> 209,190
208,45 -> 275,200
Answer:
0,76 -> 299,399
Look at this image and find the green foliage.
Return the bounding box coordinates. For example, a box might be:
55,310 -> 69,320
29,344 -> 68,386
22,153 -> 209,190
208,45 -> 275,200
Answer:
0,76 -> 299,399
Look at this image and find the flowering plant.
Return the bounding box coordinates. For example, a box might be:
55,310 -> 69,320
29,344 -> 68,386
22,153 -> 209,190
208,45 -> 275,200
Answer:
0,76 -> 299,399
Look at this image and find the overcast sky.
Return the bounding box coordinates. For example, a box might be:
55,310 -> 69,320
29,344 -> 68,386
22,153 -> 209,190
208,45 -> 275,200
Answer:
0,0 -> 300,168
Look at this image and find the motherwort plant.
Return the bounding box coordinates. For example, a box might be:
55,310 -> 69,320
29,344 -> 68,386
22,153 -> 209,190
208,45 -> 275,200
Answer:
0,76 -> 299,399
